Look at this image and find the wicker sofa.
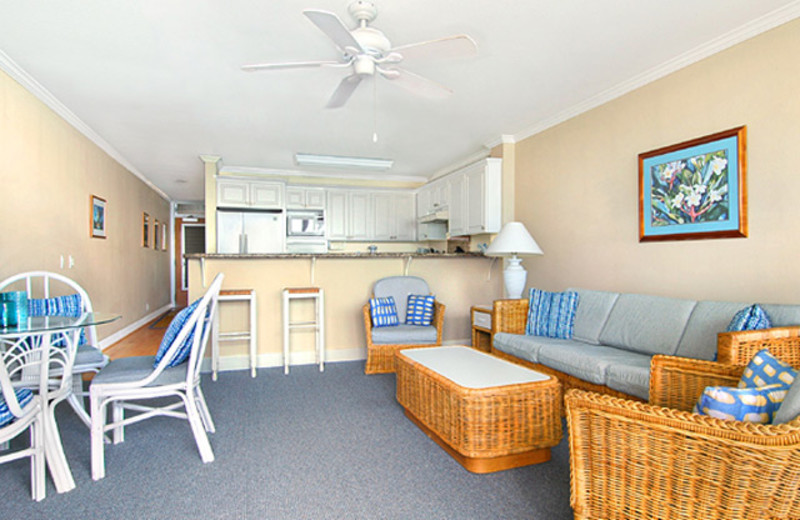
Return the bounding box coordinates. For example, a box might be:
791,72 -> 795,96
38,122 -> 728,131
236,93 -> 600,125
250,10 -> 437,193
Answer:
491,288 -> 800,401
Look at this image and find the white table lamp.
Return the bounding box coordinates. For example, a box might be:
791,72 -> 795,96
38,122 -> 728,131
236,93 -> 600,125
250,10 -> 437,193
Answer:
484,222 -> 543,299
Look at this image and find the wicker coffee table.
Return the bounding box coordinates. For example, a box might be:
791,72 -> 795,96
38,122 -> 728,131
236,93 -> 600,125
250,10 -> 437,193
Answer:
396,346 -> 562,473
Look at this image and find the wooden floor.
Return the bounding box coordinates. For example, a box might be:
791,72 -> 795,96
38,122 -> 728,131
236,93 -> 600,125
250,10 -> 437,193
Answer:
104,309 -> 178,360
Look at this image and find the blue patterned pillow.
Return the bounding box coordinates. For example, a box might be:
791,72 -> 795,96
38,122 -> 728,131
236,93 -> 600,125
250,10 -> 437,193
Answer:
370,297 -> 399,328
28,294 -> 86,346
406,295 -> 435,326
694,384 -> 788,423
525,288 -> 579,339
738,349 -> 797,389
153,299 -> 203,368
0,388 -> 33,427
726,304 -> 772,332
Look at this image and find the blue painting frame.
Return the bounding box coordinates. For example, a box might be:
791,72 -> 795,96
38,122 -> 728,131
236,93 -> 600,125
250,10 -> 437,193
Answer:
639,126 -> 747,242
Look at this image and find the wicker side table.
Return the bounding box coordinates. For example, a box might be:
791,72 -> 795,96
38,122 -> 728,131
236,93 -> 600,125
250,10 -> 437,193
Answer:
396,346 -> 562,473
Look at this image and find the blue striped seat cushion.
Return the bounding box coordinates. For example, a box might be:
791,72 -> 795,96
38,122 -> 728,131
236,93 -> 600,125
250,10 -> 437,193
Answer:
28,294 -> 86,346
525,288 -> 579,340
0,388 -> 34,427
153,299 -> 203,368
405,295 -> 435,326
370,297 -> 399,328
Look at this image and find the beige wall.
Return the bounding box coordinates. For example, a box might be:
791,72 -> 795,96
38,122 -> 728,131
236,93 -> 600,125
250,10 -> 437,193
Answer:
0,69 -> 171,341
513,19 -> 800,304
189,256 -> 502,369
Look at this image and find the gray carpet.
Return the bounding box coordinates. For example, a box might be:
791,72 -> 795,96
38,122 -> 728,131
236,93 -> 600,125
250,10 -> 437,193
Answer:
0,362 -> 573,519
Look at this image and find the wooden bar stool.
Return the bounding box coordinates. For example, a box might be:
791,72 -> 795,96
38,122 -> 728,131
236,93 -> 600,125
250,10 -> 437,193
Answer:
282,287 -> 325,375
211,289 -> 257,380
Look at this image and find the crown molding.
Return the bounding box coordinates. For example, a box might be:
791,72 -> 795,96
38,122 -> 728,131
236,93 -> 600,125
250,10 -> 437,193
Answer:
0,49 -> 171,201
510,1 -> 800,144
219,165 -> 427,184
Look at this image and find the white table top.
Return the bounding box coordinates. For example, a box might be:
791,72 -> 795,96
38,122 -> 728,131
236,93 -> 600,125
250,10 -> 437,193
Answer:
401,346 -> 549,389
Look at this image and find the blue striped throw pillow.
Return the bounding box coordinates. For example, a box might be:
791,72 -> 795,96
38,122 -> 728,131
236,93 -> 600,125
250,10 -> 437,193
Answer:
726,304 -> 771,332
28,294 -> 86,346
525,288 -> 579,339
153,298 -> 203,368
406,295 -> 435,326
738,349 -> 796,389
0,388 -> 34,427
370,297 -> 399,328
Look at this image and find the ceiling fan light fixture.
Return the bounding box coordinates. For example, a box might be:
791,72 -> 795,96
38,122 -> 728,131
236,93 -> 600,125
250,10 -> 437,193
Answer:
295,153 -> 394,171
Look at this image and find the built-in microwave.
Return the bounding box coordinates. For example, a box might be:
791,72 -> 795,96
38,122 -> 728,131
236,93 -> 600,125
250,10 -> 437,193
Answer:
286,210 -> 325,237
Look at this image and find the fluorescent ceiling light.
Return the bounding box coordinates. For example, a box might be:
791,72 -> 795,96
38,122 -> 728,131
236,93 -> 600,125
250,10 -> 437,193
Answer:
295,153 -> 394,171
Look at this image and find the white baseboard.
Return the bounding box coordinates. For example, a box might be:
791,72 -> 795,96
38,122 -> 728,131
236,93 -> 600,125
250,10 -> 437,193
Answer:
99,304 -> 173,350
201,340 -> 472,374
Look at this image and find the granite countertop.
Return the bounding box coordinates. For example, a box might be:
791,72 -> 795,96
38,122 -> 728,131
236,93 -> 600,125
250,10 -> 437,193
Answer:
186,252 -> 488,259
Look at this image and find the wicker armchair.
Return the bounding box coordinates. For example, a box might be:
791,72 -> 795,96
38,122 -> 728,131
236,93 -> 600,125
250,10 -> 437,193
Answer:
363,276 -> 445,374
566,326 -> 800,520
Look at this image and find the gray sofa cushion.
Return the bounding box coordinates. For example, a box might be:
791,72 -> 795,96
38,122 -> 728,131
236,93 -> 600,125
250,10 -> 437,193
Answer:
371,324 -> 437,345
605,355 -> 653,401
675,301 -> 748,360
537,343 -> 643,386
568,288 -> 620,345
760,303 -> 800,327
373,276 -> 430,323
598,294 -> 697,356
492,333 -> 578,364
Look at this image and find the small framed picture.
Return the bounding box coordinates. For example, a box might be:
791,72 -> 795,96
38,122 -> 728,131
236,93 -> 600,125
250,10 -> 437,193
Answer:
91,195 -> 107,239
142,213 -> 150,248
154,219 -> 160,250
161,223 -> 168,251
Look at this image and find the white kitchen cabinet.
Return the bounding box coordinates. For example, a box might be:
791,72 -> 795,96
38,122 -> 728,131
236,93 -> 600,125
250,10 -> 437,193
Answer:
286,187 -> 326,209
448,158 -> 502,236
374,192 -> 415,241
327,190 -> 371,240
448,174 -> 468,236
217,178 -> 284,209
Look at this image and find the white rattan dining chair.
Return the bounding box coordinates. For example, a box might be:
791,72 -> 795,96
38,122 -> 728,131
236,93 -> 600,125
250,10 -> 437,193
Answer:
89,273 -> 223,481
0,339 -> 45,501
0,271 -> 108,428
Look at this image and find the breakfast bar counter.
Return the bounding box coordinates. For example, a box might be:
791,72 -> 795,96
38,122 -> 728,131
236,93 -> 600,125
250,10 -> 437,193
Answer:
186,252 -> 503,373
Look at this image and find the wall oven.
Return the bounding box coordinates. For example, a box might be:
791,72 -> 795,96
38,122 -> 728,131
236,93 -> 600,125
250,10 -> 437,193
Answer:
286,210 -> 325,237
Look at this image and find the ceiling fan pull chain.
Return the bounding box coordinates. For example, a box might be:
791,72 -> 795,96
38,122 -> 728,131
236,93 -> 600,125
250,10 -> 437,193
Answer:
372,77 -> 379,143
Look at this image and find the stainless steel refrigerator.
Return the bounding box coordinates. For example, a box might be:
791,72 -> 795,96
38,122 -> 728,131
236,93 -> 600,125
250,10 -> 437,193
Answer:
216,209 -> 285,254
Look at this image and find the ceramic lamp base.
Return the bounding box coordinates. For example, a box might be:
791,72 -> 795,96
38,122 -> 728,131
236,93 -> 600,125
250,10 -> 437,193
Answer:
503,256 -> 527,299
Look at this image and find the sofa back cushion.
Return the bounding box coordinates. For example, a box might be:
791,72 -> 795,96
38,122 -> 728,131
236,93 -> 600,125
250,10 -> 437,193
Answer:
598,293 -> 697,355
568,288 -> 620,345
675,301 -> 749,360
759,303 -> 800,327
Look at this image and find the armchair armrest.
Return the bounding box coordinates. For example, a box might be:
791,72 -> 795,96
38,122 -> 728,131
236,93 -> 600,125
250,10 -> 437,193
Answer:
432,300 -> 446,344
492,298 -> 528,335
717,325 -> 800,366
565,388 -> 800,520
362,303 -> 374,348
649,355 -> 743,411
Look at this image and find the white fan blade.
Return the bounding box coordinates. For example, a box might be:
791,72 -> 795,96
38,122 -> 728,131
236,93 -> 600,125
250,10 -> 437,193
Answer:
303,9 -> 364,54
390,34 -> 477,61
380,67 -> 452,99
242,60 -> 341,72
326,74 -> 363,109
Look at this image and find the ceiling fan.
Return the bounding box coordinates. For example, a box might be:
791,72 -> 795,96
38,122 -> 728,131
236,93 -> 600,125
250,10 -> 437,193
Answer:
242,1 -> 477,108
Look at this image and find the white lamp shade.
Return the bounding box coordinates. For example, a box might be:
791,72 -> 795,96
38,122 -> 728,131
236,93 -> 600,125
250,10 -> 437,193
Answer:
485,222 -> 543,256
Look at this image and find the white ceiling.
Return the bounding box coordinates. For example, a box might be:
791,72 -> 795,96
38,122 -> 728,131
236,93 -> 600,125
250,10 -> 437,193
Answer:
1,1 -> 798,201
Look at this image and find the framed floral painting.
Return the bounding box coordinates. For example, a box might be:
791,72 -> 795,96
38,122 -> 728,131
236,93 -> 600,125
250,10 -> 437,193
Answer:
639,126 -> 747,242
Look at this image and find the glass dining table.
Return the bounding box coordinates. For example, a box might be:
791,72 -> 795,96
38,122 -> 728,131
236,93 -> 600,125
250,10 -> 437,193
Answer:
0,312 -> 120,494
